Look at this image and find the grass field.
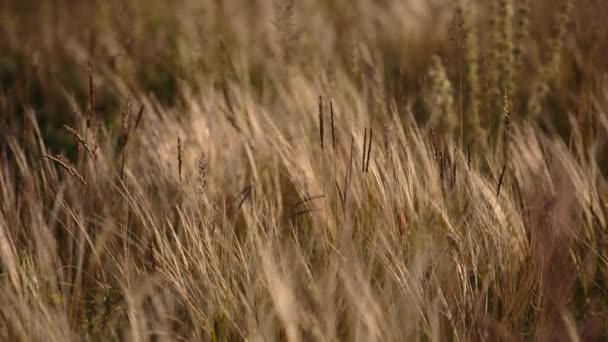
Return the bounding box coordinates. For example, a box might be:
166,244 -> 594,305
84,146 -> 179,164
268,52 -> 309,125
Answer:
2,0 -> 608,340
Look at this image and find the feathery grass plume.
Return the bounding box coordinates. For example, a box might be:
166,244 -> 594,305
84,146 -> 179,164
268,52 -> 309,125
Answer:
528,0 -> 574,118
486,0 -> 514,120
455,0 -> 482,143
318,96 -> 324,149
63,125 -> 94,159
497,0 -> 515,115
486,0 -> 514,133
122,100 -> 132,134
273,0 -> 297,65
546,0 -> 574,78
177,137 -> 183,182
426,56 -> 457,135
486,0 -> 502,113
450,1 -> 466,143
43,154 -> 86,185
513,0 -> 530,82
370,58 -> 384,116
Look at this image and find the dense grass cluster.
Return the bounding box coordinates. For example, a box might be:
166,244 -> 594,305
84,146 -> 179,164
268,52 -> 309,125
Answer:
2,0 -> 608,340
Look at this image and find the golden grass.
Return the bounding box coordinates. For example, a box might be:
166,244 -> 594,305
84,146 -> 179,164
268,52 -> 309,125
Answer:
1,0 -> 608,341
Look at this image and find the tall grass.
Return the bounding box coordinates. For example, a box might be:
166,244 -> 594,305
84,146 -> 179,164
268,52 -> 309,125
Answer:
1,0 -> 608,340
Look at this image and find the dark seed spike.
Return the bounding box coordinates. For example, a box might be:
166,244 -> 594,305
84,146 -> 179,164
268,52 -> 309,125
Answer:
452,146 -> 457,187
319,96 -> 324,149
362,128 -> 367,173
87,62 -> 95,127
330,100 -> 336,149
467,143 -> 471,170
344,136 -> 355,211
496,165 -> 507,197
291,208 -> 323,220
134,104 -> 145,131
293,194 -> 326,209
365,128 -> 373,173
430,128 -> 439,163
335,180 -> 345,211
236,185 -> 253,211
178,137 -> 183,182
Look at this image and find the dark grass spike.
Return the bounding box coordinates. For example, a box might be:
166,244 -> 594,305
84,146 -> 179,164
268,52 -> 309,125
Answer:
134,104 -> 145,131
496,165 -> 507,196
452,146 -> 457,187
335,181 -> 345,211
467,143 -> 471,170
63,125 -> 94,159
236,185 -> 254,211
86,62 -> 95,127
120,153 -> 126,180
343,136 -> 355,211
291,208 -> 323,220
122,99 -> 132,135
365,128 -> 373,173
178,137 -> 183,182
439,149 -> 445,185
330,100 -> 336,149
362,128 -> 367,173
430,128 -> 439,163
44,154 -> 87,185
319,96 -> 324,150
197,152 -> 208,193
292,194 -> 326,209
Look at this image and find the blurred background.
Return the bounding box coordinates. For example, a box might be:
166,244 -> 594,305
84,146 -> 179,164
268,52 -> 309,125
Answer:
1,0 -> 607,149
